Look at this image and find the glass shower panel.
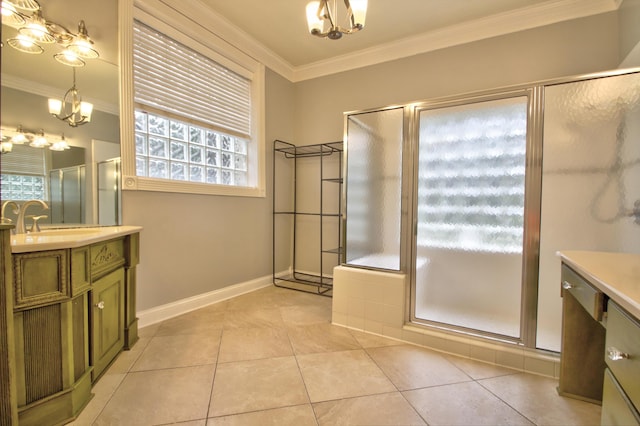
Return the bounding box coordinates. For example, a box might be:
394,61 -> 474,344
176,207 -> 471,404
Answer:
345,107 -> 404,270
414,96 -> 528,338
537,72 -> 640,351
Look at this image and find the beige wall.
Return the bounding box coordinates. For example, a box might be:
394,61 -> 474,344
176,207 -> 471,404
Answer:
124,69 -> 295,310
619,0 -> 640,66
293,12 -> 619,145
124,11 -> 621,313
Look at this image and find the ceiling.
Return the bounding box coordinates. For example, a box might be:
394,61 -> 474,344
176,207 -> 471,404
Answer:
197,0 -> 620,70
200,0 -> 554,67
1,0 -> 622,108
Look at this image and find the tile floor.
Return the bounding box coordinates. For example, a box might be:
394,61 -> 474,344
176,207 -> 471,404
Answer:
71,285 -> 602,425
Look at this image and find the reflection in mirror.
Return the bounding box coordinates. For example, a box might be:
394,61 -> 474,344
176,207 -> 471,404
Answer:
97,158 -> 122,226
0,0 -> 120,226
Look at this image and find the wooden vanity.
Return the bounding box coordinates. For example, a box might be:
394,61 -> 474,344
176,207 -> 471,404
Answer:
0,225 -> 142,425
558,251 -> 640,425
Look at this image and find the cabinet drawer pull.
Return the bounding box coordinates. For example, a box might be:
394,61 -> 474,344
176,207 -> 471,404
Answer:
607,347 -> 630,361
95,301 -> 105,310
562,280 -> 574,290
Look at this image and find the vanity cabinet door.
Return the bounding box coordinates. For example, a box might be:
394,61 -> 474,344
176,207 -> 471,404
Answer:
90,268 -> 125,382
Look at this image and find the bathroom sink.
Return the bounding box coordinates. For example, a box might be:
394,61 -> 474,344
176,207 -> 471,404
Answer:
10,225 -> 142,253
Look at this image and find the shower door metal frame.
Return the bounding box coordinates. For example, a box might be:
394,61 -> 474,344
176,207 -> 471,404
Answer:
407,87 -> 544,348
341,104 -> 413,274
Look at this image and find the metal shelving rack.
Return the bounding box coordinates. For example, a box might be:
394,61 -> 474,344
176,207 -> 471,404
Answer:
272,139 -> 343,296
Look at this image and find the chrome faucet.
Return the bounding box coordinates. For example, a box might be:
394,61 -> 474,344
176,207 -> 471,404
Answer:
16,200 -> 49,234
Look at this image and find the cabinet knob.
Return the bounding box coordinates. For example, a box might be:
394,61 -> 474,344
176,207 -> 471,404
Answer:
95,301 -> 105,310
607,347 -> 630,361
561,281 -> 574,290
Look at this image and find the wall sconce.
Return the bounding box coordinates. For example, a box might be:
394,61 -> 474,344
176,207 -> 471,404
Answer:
48,68 -> 93,127
2,0 -> 99,67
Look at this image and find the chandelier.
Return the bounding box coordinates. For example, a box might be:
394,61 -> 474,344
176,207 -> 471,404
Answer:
306,0 -> 367,40
1,0 -> 99,67
48,68 -> 93,127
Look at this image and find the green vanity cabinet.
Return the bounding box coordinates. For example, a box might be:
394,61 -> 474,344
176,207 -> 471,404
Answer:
9,232 -> 140,426
90,268 -> 125,381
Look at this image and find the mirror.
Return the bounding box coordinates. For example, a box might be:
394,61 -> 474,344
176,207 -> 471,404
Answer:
0,0 -> 120,226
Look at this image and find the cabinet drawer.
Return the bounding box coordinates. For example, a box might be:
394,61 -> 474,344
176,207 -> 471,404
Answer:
561,265 -> 604,321
602,368 -> 640,425
90,238 -> 125,280
13,250 -> 69,309
606,301 -> 640,409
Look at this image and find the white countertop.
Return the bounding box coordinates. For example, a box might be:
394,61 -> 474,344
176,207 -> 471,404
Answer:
10,226 -> 143,253
558,251 -> 640,320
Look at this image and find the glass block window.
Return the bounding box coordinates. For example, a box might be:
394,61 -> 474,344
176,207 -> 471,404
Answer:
0,174 -> 46,201
134,111 -> 248,185
131,19 -> 262,193
417,97 -> 528,253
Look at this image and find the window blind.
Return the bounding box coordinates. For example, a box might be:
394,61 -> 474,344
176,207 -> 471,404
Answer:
133,21 -> 252,139
1,144 -> 47,175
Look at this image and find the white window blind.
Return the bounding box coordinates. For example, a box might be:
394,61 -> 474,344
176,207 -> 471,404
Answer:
133,20 -> 252,139
1,144 -> 47,175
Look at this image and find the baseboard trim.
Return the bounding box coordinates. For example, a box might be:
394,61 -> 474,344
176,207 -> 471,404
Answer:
137,274 -> 273,328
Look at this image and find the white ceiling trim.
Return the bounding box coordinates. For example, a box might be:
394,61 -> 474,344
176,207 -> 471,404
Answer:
1,74 -> 119,115
141,0 -> 620,84
153,0 -> 294,81
293,0 -> 622,82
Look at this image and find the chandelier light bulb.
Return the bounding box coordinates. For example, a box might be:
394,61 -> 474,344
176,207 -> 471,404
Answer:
350,0 -> 367,28
19,10 -> 55,44
7,33 -> 44,53
1,1 -> 26,27
306,1 -> 323,34
54,50 -> 86,67
67,20 -> 99,59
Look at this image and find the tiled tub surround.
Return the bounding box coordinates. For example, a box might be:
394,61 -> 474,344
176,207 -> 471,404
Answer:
332,265 -> 561,378
70,286 -> 599,425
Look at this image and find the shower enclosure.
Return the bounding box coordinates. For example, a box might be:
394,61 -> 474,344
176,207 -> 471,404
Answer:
343,68 -> 640,351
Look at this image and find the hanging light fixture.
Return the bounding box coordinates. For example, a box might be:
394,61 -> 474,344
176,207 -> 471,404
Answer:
306,0 -> 367,40
2,1 -> 99,66
48,68 -> 93,127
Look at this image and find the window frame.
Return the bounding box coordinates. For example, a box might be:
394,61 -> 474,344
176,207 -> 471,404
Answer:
119,0 -> 265,197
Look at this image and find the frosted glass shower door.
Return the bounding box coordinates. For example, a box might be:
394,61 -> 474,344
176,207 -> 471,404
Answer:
345,107 -> 404,270
414,96 -> 528,338
537,72 -> 640,351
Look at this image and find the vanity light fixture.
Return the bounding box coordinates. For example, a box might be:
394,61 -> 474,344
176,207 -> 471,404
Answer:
49,134 -> 71,151
48,68 -> 93,127
2,0 -> 99,67
29,130 -> 49,148
0,125 -> 73,152
306,0 -> 367,40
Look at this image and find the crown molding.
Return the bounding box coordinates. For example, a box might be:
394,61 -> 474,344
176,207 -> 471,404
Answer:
144,0 -> 620,83
292,0 -> 621,81
152,0 -> 294,81
1,74 -> 119,115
